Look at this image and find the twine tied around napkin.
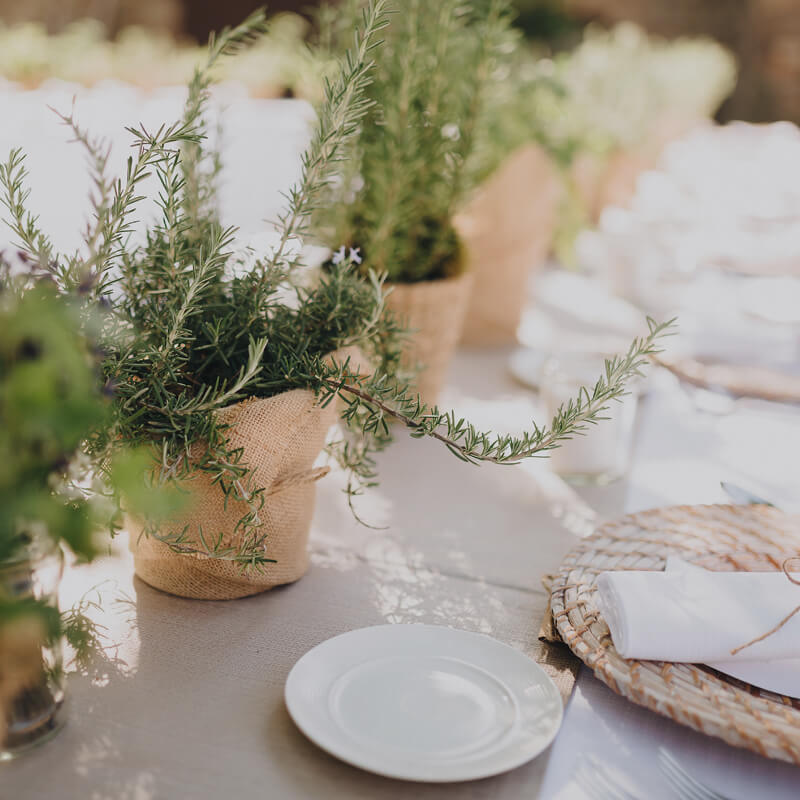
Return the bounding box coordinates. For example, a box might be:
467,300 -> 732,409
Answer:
731,556 -> 800,656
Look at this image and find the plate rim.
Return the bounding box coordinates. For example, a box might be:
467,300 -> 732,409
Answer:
284,623 -> 564,783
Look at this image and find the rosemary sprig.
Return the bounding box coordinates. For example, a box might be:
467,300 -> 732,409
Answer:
318,0 -> 517,283
264,0 -> 390,285
324,317 -> 673,466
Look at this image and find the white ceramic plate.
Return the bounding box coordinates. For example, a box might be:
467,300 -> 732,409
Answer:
284,624 -> 563,782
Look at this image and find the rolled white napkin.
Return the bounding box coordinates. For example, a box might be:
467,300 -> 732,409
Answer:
596,557 -> 800,698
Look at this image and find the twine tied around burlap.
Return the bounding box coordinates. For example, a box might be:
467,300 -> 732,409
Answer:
730,557 -> 800,656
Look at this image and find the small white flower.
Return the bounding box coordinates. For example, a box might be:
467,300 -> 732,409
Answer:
332,245 -> 347,265
348,247 -> 362,265
441,123 -> 460,141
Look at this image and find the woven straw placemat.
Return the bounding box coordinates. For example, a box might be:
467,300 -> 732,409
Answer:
550,503 -> 800,764
656,354 -> 800,404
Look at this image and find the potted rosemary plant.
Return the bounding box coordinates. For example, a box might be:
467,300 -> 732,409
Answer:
318,0 -> 528,398
2,5 -> 671,602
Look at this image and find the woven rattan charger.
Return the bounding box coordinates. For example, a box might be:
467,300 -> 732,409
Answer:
655,354 -> 800,405
550,503 -> 800,764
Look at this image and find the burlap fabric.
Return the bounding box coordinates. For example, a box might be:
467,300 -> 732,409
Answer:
384,272 -> 473,405
129,387 -> 340,600
454,144 -> 561,346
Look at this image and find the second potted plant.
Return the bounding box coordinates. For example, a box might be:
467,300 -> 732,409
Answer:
319,1 -> 525,398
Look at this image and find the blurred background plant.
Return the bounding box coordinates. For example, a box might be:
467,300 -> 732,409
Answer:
0,252 -> 177,743
542,23 -> 736,156
459,17 -> 736,268
0,285 -> 101,563
0,0 -> 793,123
316,0 -> 517,284
0,261 -> 107,742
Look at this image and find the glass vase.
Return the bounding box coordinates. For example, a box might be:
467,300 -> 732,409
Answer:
0,535 -> 66,760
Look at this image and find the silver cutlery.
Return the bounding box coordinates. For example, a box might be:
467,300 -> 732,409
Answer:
575,755 -> 644,800
658,749 -> 732,800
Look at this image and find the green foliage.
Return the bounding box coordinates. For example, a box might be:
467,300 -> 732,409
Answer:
469,39 -> 581,183
320,317 -> 673,470
2,3 -> 674,575
318,0 -> 517,283
0,277 -> 106,563
1,6 -> 400,568
468,18 -> 738,201
0,263 -> 111,651
549,24 -> 736,155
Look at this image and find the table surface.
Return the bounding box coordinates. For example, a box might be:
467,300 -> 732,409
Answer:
2,83 -> 800,799
3,344 -> 585,800
5,337 -> 800,799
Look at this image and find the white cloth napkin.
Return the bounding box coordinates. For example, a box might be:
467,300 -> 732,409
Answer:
596,557 -> 800,698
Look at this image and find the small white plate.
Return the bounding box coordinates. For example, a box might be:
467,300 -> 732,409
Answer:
284,624 -> 563,782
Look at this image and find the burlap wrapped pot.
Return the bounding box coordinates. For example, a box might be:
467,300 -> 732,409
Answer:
384,271 -> 473,405
454,144 -> 561,346
129,386 -> 340,600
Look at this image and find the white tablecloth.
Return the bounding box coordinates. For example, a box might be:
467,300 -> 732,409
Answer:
541,668 -> 800,799
0,80 -> 314,255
